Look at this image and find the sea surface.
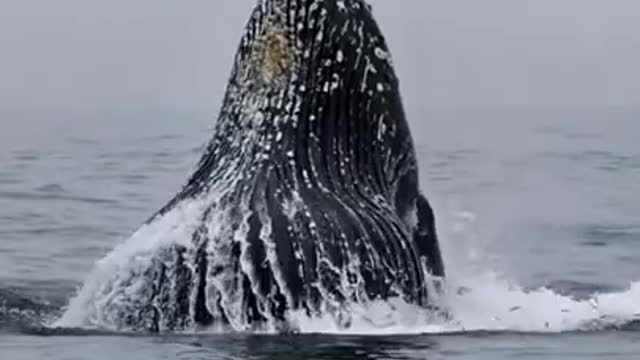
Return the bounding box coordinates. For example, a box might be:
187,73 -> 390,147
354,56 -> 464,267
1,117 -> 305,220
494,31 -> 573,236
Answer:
1,108 -> 639,359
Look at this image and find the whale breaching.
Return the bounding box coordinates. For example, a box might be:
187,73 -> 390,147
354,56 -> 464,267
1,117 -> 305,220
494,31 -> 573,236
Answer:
59,0 -> 445,332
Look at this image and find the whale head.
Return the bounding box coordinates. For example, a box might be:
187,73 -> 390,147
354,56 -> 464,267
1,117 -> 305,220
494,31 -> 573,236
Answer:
183,0 -> 416,198
61,0 -> 445,333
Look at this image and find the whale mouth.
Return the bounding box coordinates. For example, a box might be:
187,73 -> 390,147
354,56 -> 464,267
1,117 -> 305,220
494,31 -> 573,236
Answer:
55,0 -> 446,333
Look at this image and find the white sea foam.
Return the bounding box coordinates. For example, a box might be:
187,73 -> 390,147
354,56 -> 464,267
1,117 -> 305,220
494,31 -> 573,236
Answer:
54,195 -> 212,328
55,198 -> 640,334
284,276 -> 640,335
289,208 -> 640,335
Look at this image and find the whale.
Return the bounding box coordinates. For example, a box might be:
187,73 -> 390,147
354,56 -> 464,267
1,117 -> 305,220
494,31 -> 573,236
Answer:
60,0 -> 445,332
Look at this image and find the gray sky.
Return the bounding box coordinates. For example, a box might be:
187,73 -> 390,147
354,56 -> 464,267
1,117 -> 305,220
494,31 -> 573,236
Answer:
0,0 -> 638,112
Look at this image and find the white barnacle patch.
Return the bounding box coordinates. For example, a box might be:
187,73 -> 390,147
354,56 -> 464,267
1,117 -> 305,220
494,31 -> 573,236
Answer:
377,114 -> 387,141
255,111 -> 266,124
374,47 -> 388,60
284,99 -> 294,113
331,73 -> 341,91
281,191 -> 305,222
302,169 -> 312,188
361,56 -> 378,93
374,46 -> 394,66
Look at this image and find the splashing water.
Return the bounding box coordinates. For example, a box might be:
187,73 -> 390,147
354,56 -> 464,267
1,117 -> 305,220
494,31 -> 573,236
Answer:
54,195 -> 216,329
287,207 -> 640,335
54,196 -> 640,335
414,208 -> 640,334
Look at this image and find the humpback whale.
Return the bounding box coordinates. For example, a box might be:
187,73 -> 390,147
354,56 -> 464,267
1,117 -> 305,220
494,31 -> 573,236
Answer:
61,0 -> 445,332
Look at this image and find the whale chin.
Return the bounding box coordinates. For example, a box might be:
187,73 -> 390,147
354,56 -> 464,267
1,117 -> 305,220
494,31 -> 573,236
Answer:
58,0 -> 446,333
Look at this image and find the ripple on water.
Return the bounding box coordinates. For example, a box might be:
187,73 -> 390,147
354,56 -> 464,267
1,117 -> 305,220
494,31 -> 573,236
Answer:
34,184 -> 67,194
0,191 -> 119,206
580,224 -> 640,244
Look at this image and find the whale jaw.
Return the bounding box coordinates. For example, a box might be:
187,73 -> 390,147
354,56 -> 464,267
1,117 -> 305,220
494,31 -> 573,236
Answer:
58,0 -> 446,333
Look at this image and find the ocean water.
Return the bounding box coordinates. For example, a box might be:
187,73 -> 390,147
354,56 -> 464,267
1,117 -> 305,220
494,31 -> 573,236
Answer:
1,109 -> 639,359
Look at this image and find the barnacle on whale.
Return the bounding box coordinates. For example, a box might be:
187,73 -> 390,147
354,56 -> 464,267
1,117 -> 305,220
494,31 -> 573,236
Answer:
258,23 -> 294,81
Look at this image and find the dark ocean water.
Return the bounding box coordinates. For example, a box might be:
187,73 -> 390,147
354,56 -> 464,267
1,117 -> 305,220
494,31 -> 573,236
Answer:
1,109 -> 639,359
